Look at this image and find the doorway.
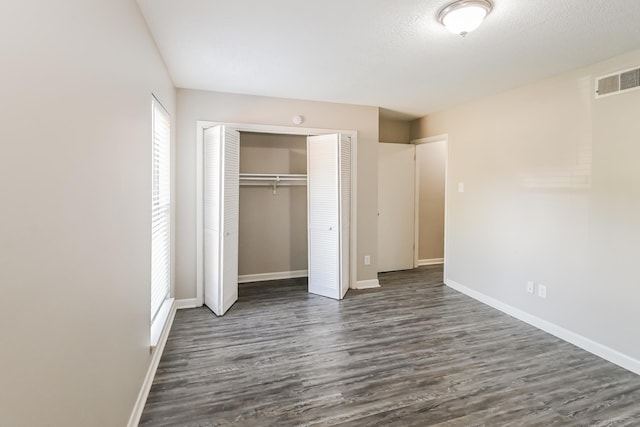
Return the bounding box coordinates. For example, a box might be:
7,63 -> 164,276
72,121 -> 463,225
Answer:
237,132 -> 308,284
195,122 -> 358,315
376,138 -> 448,274
413,135 -> 448,273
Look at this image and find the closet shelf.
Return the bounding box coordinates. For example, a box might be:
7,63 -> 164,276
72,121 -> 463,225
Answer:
239,173 -> 307,194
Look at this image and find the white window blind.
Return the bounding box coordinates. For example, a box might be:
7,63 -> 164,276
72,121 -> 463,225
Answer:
151,97 -> 171,322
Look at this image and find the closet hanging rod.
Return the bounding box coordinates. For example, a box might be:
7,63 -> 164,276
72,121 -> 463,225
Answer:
239,173 -> 307,195
239,173 -> 307,181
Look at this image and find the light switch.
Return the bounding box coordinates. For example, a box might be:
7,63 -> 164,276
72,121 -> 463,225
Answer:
538,284 -> 547,299
458,182 -> 464,193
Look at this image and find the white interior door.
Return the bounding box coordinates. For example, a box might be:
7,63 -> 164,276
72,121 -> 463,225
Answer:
378,143 -> 415,272
203,125 -> 239,315
307,134 -> 350,300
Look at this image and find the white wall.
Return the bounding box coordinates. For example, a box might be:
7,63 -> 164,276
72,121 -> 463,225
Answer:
412,49 -> 640,364
175,89 -> 379,299
0,1 -> 175,425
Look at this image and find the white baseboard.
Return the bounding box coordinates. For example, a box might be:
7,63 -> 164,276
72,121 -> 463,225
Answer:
238,270 -> 308,284
352,279 -> 381,290
127,301 -> 177,427
446,279 -> 640,376
175,298 -> 199,309
418,258 -> 444,266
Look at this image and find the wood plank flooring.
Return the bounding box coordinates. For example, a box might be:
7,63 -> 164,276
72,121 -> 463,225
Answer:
141,266 -> 640,426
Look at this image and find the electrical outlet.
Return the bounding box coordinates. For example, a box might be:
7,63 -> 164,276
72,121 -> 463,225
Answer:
364,255 -> 371,265
526,281 -> 535,294
538,284 -> 547,299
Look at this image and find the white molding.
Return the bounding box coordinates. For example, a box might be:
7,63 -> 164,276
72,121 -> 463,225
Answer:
446,279 -> 640,376
350,133 -> 358,293
238,270 -> 308,284
175,298 -> 199,309
411,134 -> 449,145
197,121 -> 358,137
443,135 -> 450,285
196,122 -> 204,306
412,134 -> 449,278
128,300 -> 177,427
352,279 -> 381,290
418,258 -> 444,266
196,121 -> 359,305
413,143 -> 419,269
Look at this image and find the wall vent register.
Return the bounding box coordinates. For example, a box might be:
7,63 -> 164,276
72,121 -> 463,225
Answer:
595,66 -> 640,98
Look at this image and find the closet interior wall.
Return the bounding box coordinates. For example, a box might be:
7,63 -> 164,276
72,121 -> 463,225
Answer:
238,132 -> 308,278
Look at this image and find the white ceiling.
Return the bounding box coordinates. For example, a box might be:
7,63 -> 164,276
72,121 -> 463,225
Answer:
137,0 -> 640,119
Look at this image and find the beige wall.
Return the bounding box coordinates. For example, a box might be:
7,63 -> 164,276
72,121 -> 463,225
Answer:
379,118 -> 411,143
176,89 -> 379,298
411,49 -> 640,363
239,133 -> 308,275
417,141 -> 446,260
0,1 -> 176,426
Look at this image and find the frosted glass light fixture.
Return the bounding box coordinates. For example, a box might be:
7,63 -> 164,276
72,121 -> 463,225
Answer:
438,0 -> 493,36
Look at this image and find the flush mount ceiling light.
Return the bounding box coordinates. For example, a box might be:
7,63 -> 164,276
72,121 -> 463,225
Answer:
438,0 -> 493,36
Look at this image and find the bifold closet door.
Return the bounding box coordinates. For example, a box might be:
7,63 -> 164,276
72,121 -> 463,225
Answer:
203,125 -> 239,316
307,134 -> 350,300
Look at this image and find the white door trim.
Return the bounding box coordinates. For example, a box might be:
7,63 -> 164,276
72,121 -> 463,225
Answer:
196,121 -> 358,306
412,134 -> 449,280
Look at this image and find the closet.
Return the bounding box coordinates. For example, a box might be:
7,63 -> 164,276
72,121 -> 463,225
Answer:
202,125 -> 352,316
237,133 -> 308,283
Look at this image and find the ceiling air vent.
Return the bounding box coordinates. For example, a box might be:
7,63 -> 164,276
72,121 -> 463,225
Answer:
595,66 -> 640,98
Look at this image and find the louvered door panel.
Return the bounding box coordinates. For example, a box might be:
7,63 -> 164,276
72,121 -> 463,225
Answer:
339,135 -> 351,298
203,125 -> 239,315
220,127 -> 239,314
307,134 -> 341,299
203,126 -> 222,313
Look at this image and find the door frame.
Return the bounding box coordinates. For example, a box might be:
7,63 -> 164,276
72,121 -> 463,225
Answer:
195,121 -> 358,307
412,134 -> 449,281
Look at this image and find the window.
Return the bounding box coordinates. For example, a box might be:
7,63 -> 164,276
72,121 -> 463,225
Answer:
151,97 -> 171,323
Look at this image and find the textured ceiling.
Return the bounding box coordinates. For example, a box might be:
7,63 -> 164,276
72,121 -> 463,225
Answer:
137,0 -> 640,119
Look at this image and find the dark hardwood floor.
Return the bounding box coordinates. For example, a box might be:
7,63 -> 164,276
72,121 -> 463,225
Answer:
141,266 -> 640,426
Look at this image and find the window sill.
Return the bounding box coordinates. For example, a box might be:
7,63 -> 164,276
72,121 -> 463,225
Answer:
150,298 -> 175,349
